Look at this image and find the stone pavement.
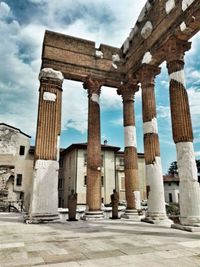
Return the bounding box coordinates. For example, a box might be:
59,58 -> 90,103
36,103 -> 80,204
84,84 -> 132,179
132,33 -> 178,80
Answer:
0,213 -> 200,267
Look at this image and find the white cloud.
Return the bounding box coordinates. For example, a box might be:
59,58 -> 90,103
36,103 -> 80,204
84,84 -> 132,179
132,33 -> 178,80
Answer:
62,80 -> 88,133
157,106 -> 170,119
2,0 -> 200,144
195,151 -> 200,157
0,0 -> 148,137
188,88 -> 200,128
0,2 -> 10,18
101,87 -> 122,110
111,117 -> 123,126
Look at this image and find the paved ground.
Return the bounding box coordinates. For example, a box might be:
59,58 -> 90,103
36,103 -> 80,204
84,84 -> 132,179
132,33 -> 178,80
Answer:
0,213 -> 200,267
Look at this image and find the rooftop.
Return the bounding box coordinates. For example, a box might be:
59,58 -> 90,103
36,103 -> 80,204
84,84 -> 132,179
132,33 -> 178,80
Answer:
163,174 -> 179,182
0,123 -> 31,138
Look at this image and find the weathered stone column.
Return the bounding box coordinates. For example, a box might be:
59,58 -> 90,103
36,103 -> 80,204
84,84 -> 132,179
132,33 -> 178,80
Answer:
165,37 -> 200,227
138,64 -> 171,225
82,76 -> 104,219
28,68 -> 64,223
117,81 -> 141,220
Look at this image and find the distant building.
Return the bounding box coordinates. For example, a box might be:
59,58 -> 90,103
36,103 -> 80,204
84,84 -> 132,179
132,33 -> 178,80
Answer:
58,143 -> 146,208
163,174 -> 179,203
0,123 -> 34,210
0,123 -> 146,211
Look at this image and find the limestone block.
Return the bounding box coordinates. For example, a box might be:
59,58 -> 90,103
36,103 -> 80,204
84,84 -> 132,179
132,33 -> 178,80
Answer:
124,126 -> 137,148
29,160 -> 59,217
141,21 -> 153,39
39,68 -> 64,81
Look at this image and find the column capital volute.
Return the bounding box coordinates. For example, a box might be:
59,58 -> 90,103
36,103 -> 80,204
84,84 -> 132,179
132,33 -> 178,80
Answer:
163,36 -> 191,62
83,76 -> 103,95
136,64 -> 161,86
117,79 -> 139,102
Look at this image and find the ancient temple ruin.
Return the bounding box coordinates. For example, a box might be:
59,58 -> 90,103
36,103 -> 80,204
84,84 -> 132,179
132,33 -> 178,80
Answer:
29,0 -> 200,228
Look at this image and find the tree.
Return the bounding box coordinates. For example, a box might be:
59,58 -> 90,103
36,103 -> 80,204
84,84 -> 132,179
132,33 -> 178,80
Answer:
196,160 -> 200,173
168,161 -> 178,175
168,160 -> 200,176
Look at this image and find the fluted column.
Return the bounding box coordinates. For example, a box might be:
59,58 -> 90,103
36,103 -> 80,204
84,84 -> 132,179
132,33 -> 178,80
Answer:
82,76 -> 104,219
137,64 -> 170,224
29,68 -> 64,223
165,37 -> 200,227
117,81 -> 141,219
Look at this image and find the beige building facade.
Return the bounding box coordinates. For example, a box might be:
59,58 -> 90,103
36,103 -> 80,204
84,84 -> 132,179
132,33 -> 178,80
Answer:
0,123 -> 34,211
58,143 -> 146,208
0,123 -> 146,212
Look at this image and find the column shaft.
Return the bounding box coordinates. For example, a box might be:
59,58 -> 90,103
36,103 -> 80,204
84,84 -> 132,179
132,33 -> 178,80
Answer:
28,68 -> 64,223
118,82 -> 141,218
83,77 -> 103,217
138,64 -> 168,223
35,80 -> 62,160
166,38 -> 200,226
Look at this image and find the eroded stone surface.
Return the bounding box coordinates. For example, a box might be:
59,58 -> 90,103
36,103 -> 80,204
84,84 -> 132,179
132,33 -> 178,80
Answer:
124,126 -> 137,147
143,117 -> 158,134
39,68 -> 64,81
29,160 -> 59,220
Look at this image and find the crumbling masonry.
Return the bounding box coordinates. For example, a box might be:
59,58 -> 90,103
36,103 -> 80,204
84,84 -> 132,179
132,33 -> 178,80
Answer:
29,0 -> 200,226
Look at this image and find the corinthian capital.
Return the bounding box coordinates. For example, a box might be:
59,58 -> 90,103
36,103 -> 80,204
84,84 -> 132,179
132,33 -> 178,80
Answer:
117,79 -> 139,102
83,76 -> 103,96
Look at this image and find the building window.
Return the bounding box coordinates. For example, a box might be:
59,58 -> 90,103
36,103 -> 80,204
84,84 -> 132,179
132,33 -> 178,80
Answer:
121,177 -> 125,190
69,156 -> 71,169
59,197 -> 61,207
84,176 -> 87,186
19,146 -> 25,155
169,193 -> 173,203
101,176 -> 104,187
84,154 -> 87,166
119,158 -> 124,166
16,174 -> 22,186
101,155 -> 104,167
58,178 -> 64,189
59,158 -> 63,168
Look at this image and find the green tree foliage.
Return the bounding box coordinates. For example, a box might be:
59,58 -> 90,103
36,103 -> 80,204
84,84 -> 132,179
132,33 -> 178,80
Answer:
168,161 -> 178,175
168,160 -> 200,175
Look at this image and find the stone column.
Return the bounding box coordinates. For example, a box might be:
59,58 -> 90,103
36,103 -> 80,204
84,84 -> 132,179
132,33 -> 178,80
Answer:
117,81 -> 141,220
28,68 -> 64,223
82,76 -> 104,220
165,37 -> 200,227
138,64 -> 171,225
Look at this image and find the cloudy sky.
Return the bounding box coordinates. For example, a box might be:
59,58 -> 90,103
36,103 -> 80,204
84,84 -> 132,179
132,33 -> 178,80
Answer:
0,0 -> 200,173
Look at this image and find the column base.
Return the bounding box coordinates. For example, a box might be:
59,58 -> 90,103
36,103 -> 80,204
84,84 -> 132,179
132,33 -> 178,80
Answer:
171,224 -> 200,232
67,218 -> 78,222
81,210 -> 104,221
179,216 -> 200,227
121,209 -> 141,221
29,160 -> 59,223
110,215 -> 120,220
142,212 -> 172,226
24,213 -> 60,224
